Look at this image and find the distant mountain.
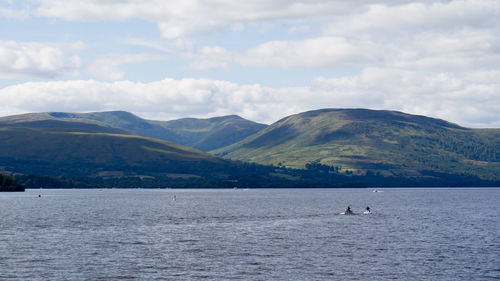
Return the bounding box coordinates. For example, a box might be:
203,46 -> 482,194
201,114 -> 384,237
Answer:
0,118 -> 360,188
0,119 -> 222,177
152,115 -> 268,151
213,108 -> 500,182
2,109 -> 500,186
0,111 -> 267,151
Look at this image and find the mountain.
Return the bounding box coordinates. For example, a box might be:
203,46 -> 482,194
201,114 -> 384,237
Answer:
153,115 -> 267,151
0,111 -> 267,151
0,119 -> 222,177
2,108 -> 500,187
213,108 -> 500,182
0,118 -> 360,188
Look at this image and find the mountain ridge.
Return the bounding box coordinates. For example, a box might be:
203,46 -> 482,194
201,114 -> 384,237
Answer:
2,108 -> 500,186
0,111 -> 267,152
213,108 -> 500,181
0,117 -> 368,188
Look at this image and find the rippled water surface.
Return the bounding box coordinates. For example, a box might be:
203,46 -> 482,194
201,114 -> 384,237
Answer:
1,188 -> 499,280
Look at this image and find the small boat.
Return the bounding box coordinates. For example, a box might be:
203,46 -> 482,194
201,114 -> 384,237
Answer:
172,195 -> 176,201
342,206 -> 354,215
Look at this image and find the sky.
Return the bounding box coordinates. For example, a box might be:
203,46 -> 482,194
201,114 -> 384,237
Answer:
0,0 -> 499,127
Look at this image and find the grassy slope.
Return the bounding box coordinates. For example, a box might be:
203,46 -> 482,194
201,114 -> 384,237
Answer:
214,109 -> 500,181
155,115 -> 267,151
2,119 -> 362,188
0,120 -> 225,178
0,111 -> 267,152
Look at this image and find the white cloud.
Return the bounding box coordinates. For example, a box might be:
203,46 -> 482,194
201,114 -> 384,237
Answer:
0,40 -> 80,79
180,36 -> 386,70
1,72 -> 499,127
0,78 -> 282,122
0,6 -> 28,20
27,0 -> 500,74
183,46 -> 232,70
86,53 -> 168,80
396,29 -> 500,71
177,1 -> 499,72
124,38 -> 170,53
37,0 -> 324,38
237,37 -> 382,69
231,23 -> 245,33
2,0 -> 497,129
288,25 -> 310,34
32,0 -> 429,39
184,26 -> 499,72
29,0 -> 500,86
313,68 -> 500,128
325,0 -> 500,36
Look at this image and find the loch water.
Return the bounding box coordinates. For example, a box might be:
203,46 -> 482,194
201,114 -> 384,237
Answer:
1,188 -> 499,280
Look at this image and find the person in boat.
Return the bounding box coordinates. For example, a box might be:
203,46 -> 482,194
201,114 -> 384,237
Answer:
345,205 -> 352,214
365,205 -> 370,212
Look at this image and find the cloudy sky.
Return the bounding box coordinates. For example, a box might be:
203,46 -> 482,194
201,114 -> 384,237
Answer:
1,0 -> 499,127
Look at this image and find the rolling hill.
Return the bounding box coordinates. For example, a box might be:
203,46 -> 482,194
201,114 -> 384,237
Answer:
153,115 -> 267,151
0,111 -> 266,151
0,119 -> 223,178
2,108 -> 500,187
213,108 -> 500,182
0,118 -> 360,188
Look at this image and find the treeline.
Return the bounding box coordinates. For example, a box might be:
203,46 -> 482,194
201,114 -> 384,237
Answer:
13,161 -> 367,189
345,119 -> 500,163
10,159 -> 500,189
0,174 -> 25,192
399,133 -> 500,162
303,162 -> 500,187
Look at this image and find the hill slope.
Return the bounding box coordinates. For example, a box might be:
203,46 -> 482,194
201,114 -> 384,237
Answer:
0,111 -> 267,151
214,108 -> 500,181
0,120 -> 224,178
154,115 -> 267,151
0,119 -> 364,188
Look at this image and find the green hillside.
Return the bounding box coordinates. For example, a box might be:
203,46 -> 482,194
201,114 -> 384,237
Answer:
155,115 -> 267,151
0,119 -> 364,188
0,111 -> 266,151
214,109 -> 500,182
2,109 -> 500,187
0,121 -> 223,178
